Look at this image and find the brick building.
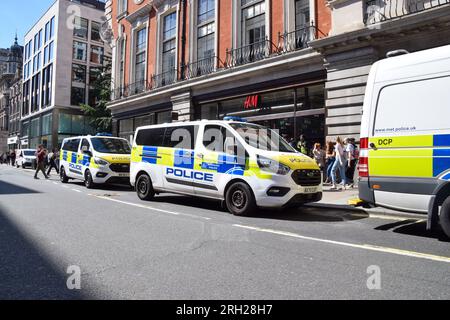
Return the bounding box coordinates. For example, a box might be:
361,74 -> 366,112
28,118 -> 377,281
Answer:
106,0 -> 332,145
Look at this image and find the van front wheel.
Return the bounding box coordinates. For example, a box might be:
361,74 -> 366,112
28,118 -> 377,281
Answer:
60,167 -> 69,183
226,182 -> 256,216
440,197 -> 450,238
136,174 -> 155,201
84,170 -> 96,189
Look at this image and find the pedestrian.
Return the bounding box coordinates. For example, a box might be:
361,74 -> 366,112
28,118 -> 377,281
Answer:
330,136 -> 348,190
46,148 -> 59,176
345,138 -> 358,187
312,143 -> 325,172
297,134 -> 309,156
6,152 -> 10,166
34,145 -> 49,180
325,141 -> 335,184
10,150 -> 16,167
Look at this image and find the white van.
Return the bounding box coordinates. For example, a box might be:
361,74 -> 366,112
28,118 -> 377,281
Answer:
359,45 -> 450,237
59,135 -> 132,188
131,119 -> 323,215
15,149 -> 37,168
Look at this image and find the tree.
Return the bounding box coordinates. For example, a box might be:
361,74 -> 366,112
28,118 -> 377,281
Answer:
81,56 -> 112,133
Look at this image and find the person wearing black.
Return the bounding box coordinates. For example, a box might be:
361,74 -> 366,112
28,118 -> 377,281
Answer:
46,148 -> 59,176
9,150 -> 16,167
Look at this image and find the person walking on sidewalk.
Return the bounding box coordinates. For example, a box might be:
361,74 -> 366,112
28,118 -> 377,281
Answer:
46,148 -> 59,176
345,138 -> 358,188
9,150 -> 16,167
325,141 -> 336,184
313,143 -> 326,172
330,137 -> 348,190
34,145 -> 49,180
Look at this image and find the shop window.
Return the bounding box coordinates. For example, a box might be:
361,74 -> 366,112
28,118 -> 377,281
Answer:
134,115 -> 154,129
157,111 -> 172,124
41,113 -> 52,136
30,118 -> 40,138
72,115 -> 85,134
59,113 -> 72,134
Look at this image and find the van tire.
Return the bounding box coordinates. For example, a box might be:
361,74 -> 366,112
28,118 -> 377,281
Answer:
84,170 -> 95,189
60,167 -> 69,183
440,197 -> 450,238
225,182 -> 256,216
136,174 -> 155,201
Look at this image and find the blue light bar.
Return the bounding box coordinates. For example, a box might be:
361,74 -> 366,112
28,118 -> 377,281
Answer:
223,116 -> 247,122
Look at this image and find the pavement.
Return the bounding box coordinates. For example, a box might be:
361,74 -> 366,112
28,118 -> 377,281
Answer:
0,164 -> 449,300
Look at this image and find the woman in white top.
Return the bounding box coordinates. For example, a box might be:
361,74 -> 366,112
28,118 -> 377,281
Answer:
330,137 -> 348,190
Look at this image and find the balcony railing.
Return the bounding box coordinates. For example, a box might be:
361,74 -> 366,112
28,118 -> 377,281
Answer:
111,27 -> 328,101
225,38 -> 277,68
364,0 -> 450,24
182,56 -> 224,80
151,69 -> 178,89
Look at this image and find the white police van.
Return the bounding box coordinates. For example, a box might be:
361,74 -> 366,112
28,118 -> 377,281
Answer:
59,134 -> 132,188
131,118 -> 323,215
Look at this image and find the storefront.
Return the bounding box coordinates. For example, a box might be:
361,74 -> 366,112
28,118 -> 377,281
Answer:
7,136 -> 19,150
21,109 -> 96,150
194,82 -> 326,146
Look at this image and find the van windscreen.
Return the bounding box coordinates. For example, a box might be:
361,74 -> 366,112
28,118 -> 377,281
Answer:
229,123 -> 296,153
91,138 -> 131,154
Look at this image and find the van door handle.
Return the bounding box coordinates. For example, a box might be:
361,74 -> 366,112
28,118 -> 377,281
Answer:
369,143 -> 377,150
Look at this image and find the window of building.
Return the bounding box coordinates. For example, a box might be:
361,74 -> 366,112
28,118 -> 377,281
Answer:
90,45 -> 104,64
91,21 -> 102,42
162,12 -> 176,74
42,64 -> 53,107
89,66 -> 101,85
49,16 -> 55,39
198,0 -> 215,24
22,81 -> 30,116
45,21 -> 50,43
73,17 -> 88,39
117,0 -> 128,16
241,0 -> 266,46
295,0 -> 310,30
118,38 -> 126,88
197,22 -> 215,60
73,41 -> 87,61
135,28 -> 147,84
71,87 -> 86,106
72,64 -> 86,84
41,113 -> 52,136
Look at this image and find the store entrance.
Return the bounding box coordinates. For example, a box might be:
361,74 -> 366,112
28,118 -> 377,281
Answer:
253,113 -> 325,150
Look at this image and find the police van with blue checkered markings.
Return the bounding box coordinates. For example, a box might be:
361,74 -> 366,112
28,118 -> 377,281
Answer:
59,135 -> 132,188
131,119 -> 323,216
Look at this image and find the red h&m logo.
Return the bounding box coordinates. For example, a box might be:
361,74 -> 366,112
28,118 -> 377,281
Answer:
244,95 -> 259,109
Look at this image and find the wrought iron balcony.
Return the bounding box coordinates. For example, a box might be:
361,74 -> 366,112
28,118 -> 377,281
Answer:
364,0 -> 450,24
225,38 -> 277,68
112,80 -> 150,100
151,69 -> 178,89
182,56 -> 224,80
278,25 -> 328,53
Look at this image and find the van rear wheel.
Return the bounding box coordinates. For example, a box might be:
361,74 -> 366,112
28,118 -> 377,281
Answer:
440,197 -> 450,238
225,182 -> 256,216
136,174 -> 155,201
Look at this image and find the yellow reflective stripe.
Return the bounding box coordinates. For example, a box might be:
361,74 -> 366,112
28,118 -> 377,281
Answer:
157,147 -> 174,166
131,146 -> 143,163
369,148 -> 433,177
370,135 -> 433,148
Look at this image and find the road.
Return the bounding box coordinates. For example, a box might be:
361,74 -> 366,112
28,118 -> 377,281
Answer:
0,165 -> 449,300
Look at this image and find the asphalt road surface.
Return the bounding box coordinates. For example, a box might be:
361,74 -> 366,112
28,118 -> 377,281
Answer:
0,165 -> 449,299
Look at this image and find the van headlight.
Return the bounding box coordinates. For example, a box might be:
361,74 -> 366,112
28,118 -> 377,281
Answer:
257,155 -> 290,175
94,157 -> 109,166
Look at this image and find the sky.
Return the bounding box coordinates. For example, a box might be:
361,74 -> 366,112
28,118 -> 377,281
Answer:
0,0 -> 56,48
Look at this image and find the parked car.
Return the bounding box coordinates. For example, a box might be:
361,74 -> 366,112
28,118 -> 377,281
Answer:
15,149 -> 37,169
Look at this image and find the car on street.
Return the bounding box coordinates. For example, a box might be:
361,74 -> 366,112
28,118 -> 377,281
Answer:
15,149 -> 37,169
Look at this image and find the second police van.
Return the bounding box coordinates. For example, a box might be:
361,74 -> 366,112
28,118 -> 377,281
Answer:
131,119 -> 323,216
358,45 -> 450,238
60,135 -> 132,188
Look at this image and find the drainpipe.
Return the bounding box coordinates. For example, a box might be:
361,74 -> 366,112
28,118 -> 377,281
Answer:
180,0 -> 187,80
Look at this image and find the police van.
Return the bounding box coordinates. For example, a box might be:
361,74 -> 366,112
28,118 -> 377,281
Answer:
59,135 -> 132,188
131,119 -> 323,216
358,45 -> 450,237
